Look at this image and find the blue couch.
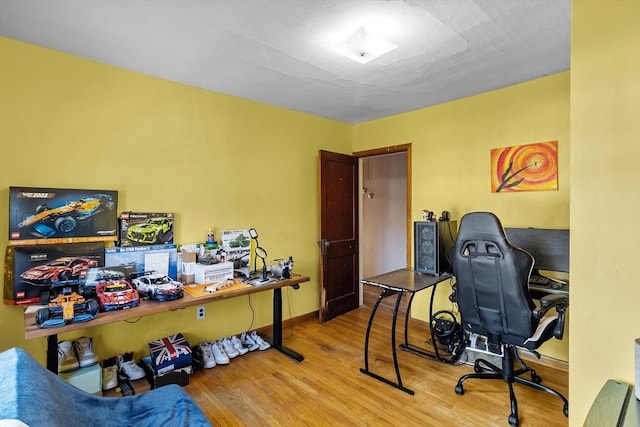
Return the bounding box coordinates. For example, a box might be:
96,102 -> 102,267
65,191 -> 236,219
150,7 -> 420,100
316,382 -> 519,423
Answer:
0,347 -> 211,427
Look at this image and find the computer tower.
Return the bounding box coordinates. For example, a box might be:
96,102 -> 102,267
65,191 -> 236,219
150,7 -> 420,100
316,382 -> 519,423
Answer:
414,221 -> 439,274
414,221 -> 458,275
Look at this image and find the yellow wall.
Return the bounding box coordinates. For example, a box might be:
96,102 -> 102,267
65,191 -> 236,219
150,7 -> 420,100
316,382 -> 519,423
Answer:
353,72 -> 571,361
570,1 -> 640,424
2,2 -> 639,423
0,36 -> 352,363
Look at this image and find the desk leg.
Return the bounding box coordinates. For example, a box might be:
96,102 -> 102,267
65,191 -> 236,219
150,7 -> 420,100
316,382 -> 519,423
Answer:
263,287 -> 304,362
399,282 -> 453,363
360,289 -> 414,395
47,334 -> 58,374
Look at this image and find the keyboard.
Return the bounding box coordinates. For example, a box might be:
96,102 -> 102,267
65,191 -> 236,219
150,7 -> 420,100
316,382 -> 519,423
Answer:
529,275 -> 552,286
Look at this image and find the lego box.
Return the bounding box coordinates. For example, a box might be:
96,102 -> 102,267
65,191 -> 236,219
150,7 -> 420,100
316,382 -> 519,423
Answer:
147,333 -> 192,375
119,212 -> 174,247
9,187 -> 118,241
105,244 -> 178,279
4,242 -> 105,305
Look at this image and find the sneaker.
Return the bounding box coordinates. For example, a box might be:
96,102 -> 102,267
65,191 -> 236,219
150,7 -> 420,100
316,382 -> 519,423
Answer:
199,341 -> 216,369
251,331 -> 271,351
211,340 -> 230,365
73,336 -> 98,367
241,332 -> 259,352
101,356 -> 118,391
58,340 -> 79,372
220,337 -> 240,358
230,335 -> 249,355
118,352 -> 146,380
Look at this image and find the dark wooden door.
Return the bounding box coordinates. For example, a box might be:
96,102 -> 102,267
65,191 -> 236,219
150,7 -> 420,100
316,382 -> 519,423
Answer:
318,150 -> 359,322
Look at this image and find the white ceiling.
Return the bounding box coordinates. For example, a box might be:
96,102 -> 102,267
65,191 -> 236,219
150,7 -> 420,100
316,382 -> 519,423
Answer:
0,0 -> 571,124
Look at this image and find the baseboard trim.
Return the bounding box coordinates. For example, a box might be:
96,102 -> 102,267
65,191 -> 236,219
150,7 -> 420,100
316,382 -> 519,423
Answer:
256,310 -> 319,336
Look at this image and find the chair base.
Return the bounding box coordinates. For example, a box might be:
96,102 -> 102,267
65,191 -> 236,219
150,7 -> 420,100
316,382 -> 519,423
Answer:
454,344 -> 568,426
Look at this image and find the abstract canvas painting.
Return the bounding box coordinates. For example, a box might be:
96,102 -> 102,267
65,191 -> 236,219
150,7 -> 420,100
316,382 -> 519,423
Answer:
490,141 -> 558,192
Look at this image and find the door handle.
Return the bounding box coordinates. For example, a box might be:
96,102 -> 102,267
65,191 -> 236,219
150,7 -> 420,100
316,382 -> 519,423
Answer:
317,238 -> 330,256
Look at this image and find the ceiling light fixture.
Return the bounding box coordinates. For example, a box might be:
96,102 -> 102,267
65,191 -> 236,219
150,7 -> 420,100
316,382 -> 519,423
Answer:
333,26 -> 398,64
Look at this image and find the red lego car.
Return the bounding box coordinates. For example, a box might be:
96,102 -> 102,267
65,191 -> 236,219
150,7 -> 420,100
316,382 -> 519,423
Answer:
95,279 -> 140,311
20,256 -> 98,285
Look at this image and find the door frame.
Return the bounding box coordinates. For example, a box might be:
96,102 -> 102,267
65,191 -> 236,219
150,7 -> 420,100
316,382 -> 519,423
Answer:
353,143 -> 412,297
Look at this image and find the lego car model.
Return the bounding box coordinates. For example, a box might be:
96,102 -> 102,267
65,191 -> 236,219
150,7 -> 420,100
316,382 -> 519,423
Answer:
35,288 -> 99,328
18,193 -> 115,238
132,273 -> 184,302
126,217 -> 172,244
20,256 -> 98,285
95,279 -> 140,311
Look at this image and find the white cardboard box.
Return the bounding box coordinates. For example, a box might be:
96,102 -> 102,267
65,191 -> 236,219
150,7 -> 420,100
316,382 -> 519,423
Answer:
193,262 -> 234,284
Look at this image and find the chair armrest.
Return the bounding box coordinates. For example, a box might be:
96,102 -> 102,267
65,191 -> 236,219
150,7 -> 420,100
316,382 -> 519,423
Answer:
534,294 -> 569,340
539,293 -> 569,310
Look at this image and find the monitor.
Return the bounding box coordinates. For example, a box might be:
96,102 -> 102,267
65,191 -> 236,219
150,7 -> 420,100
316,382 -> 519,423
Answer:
438,220 -> 458,274
504,227 -> 569,273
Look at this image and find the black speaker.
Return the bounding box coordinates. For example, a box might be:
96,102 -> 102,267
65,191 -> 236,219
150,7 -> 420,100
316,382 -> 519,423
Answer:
414,221 -> 439,274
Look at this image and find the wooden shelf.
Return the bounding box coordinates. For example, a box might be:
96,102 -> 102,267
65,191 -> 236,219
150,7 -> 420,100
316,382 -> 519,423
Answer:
24,274 -> 310,340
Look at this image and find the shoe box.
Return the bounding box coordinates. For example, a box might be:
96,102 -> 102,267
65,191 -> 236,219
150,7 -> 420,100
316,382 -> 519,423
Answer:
119,212 -> 174,247
4,241 -> 105,305
59,363 -> 102,395
8,187 -> 118,241
147,333 -> 192,374
141,356 -> 191,389
144,333 -> 192,389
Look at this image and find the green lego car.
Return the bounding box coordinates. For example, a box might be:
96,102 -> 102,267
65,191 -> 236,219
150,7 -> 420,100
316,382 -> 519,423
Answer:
126,217 -> 172,244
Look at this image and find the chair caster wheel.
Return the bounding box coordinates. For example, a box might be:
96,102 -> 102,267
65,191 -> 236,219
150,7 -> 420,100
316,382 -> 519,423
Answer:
531,373 -> 542,384
508,414 -> 519,426
455,384 -> 464,395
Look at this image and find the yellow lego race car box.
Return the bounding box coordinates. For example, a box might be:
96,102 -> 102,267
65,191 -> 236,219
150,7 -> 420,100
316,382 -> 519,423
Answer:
9,187 -> 118,241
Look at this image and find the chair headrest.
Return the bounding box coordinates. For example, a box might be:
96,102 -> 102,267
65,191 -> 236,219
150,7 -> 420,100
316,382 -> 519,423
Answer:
457,211 -> 508,243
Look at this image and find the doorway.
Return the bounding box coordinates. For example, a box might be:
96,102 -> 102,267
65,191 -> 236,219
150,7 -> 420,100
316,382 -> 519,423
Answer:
356,147 -> 410,305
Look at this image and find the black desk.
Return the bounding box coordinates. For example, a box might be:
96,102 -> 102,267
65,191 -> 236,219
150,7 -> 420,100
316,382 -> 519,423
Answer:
360,268 -> 452,395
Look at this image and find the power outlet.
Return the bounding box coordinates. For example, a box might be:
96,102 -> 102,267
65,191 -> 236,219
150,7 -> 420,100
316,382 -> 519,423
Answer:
196,305 -> 205,320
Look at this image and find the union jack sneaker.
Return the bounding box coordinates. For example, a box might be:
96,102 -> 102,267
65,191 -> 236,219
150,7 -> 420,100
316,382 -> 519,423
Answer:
118,352 -> 145,380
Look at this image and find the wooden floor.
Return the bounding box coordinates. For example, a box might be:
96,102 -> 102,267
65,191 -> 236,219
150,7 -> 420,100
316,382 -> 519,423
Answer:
185,291 -> 568,426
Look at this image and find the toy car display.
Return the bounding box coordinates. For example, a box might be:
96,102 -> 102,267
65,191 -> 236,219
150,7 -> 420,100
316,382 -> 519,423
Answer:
20,256 -> 98,285
132,273 -> 184,302
17,193 -> 115,238
95,278 -> 140,311
126,217 -> 172,244
35,288 -> 99,328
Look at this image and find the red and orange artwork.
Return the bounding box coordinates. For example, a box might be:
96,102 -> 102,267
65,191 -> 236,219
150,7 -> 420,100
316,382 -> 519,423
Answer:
490,141 -> 558,192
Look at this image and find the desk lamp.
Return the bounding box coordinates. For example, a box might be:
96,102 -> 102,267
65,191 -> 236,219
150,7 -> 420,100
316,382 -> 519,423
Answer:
247,228 -> 275,286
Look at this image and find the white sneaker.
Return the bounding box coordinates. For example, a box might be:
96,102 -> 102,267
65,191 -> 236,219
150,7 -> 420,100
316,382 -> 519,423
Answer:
230,335 -> 249,355
118,352 -> 146,380
74,336 -> 98,367
58,340 -> 79,372
221,337 -> 240,358
199,341 -> 216,369
211,341 -> 230,365
251,331 -> 271,351
240,332 -> 259,352
101,357 -> 118,391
